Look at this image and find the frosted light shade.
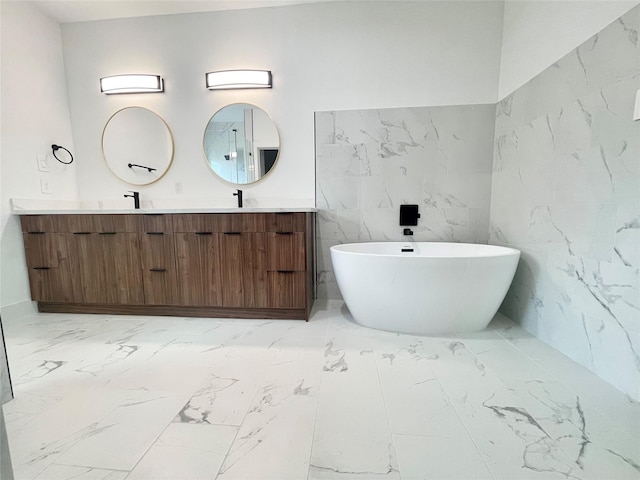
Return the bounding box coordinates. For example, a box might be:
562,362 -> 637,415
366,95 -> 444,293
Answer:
206,70 -> 272,90
100,74 -> 164,94
634,89 -> 640,121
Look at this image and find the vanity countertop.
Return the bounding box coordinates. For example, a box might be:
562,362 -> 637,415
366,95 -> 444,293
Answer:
11,198 -> 317,215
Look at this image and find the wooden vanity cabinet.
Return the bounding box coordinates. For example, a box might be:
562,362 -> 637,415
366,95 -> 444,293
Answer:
67,214 -> 143,305
20,212 -> 315,320
22,215 -> 143,305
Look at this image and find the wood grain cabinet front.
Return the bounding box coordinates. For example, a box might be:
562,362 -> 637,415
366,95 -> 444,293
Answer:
22,232 -> 79,303
175,232 -> 222,306
219,232 -> 267,308
67,232 -> 143,305
20,212 -> 315,319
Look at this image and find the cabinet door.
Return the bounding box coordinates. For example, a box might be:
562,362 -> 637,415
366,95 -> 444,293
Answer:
140,233 -> 179,305
219,232 -> 267,308
268,271 -> 306,309
22,233 -> 80,303
266,232 -> 306,271
175,233 -> 222,306
66,233 -> 143,304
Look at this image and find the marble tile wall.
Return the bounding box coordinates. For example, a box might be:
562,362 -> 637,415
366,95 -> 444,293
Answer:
490,6 -> 640,400
315,104 -> 496,298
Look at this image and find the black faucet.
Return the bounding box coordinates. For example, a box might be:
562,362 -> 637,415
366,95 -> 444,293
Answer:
124,191 -> 140,209
233,189 -> 243,208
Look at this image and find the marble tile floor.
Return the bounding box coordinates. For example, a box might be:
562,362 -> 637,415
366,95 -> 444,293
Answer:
2,300 -> 639,480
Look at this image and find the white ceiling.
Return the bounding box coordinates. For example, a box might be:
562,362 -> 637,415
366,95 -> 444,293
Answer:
30,0 -> 339,23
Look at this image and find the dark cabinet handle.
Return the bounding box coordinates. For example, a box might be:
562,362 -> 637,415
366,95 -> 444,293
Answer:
146,232 -> 164,235
224,232 -> 242,235
99,232 -> 116,235
27,231 -> 45,235
195,232 -> 213,235
277,270 -> 296,273
275,231 -> 293,235
33,266 -> 51,270
275,212 -> 293,215
149,268 -> 167,272
73,232 -> 91,235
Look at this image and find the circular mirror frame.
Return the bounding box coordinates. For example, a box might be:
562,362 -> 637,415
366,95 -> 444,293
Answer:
102,106 -> 175,186
203,103 -> 280,186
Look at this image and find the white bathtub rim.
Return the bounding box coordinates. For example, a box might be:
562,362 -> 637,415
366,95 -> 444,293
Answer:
330,241 -> 521,258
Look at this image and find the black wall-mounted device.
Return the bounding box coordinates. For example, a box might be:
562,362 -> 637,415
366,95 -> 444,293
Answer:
399,204 -> 420,226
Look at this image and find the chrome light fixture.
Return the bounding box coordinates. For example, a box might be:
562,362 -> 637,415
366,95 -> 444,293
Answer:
634,89 -> 640,121
205,70 -> 272,90
100,74 -> 164,94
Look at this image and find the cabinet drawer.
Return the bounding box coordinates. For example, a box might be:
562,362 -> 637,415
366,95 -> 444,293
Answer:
92,215 -> 141,233
217,213 -> 266,233
266,232 -> 305,271
22,233 -> 65,268
21,215 -> 58,233
267,271 -> 306,309
264,212 -> 306,232
172,214 -> 220,233
143,214 -> 173,233
56,215 -> 95,233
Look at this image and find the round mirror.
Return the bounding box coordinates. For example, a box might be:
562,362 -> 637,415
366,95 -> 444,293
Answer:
102,106 -> 174,185
203,103 -> 280,185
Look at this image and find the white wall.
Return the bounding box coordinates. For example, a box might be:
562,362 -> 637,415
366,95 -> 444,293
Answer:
60,1 -> 505,209
0,1 -> 77,309
498,0 -> 640,99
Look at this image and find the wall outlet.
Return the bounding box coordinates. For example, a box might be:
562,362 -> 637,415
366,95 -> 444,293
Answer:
40,178 -> 53,194
36,154 -> 49,172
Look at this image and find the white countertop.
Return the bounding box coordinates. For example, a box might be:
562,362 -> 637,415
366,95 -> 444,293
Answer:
11,198 -> 317,215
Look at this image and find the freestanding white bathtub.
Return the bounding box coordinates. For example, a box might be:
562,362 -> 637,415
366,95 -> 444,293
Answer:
330,242 -> 520,335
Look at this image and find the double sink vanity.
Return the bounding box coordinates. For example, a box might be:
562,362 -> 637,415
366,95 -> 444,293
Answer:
17,100 -> 317,319
17,208 -> 316,320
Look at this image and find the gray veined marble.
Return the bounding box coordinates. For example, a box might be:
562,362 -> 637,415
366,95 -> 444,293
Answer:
1,302 -> 639,479
315,103 -> 496,300
491,5 -> 640,401
315,4 -> 639,404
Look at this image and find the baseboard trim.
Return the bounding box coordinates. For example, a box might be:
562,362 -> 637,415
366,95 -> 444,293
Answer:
0,300 -> 37,321
37,302 -> 310,321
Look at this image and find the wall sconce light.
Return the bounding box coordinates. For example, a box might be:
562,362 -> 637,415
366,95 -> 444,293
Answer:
100,74 -> 164,94
634,89 -> 640,121
205,70 -> 272,90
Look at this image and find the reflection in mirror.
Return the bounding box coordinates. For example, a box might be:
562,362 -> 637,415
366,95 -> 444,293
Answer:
102,107 -> 174,185
204,103 -> 279,185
